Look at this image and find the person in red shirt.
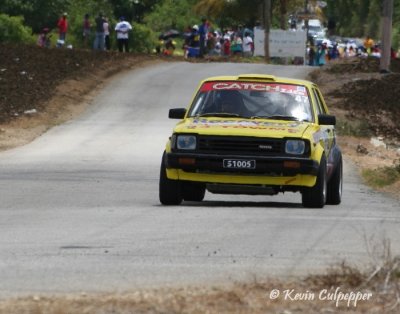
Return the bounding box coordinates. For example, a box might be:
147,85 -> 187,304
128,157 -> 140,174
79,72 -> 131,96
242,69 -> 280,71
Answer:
57,12 -> 68,41
223,38 -> 231,56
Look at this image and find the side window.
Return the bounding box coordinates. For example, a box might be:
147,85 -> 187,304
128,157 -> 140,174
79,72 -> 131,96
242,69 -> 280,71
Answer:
312,88 -> 327,114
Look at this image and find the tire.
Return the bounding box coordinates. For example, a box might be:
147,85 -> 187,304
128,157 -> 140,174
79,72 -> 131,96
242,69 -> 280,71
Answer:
182,182 -> 206,202
302,155 -> 327,208
326,155 -> 343,205
159,152 -> 182,205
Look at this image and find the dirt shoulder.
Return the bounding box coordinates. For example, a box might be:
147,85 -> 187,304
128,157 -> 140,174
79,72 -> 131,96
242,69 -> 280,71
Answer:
0,262 -> 398,313
309,58 -> 400,199
0,44 -> 160,150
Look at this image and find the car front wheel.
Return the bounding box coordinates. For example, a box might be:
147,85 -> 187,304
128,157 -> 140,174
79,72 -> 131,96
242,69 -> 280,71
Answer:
326,156 -> 343,205
302,155 -> 327,208
159,152 -> 183,205
182,182 -> 206,202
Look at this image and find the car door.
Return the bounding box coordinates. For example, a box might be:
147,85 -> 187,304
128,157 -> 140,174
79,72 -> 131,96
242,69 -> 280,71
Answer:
311,87 -> 335,161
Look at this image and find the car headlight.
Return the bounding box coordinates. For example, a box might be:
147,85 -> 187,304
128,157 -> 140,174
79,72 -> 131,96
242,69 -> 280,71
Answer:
176,135 -> 197,150
285,140 -> 305,155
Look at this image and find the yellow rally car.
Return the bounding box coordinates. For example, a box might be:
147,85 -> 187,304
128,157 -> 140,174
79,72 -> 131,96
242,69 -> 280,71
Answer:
159,74 -> 342,208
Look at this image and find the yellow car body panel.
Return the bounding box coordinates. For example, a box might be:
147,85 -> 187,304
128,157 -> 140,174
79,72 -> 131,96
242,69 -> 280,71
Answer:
162,73 -> 340,197
166,168 -> 317,187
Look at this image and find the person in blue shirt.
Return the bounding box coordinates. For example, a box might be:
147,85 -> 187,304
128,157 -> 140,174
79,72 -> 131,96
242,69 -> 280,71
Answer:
198,17 -> 208,57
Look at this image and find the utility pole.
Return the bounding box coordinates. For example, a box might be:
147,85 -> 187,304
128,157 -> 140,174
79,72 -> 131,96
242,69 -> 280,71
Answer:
264,0 -> 271,62
304,0 -> 309,65
380,0 -> 393,73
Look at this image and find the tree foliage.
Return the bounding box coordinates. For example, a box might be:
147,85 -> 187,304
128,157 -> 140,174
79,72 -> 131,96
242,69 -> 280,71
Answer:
1,0 -> 400,50
144,0 -> 199,32
66,0 -> 115,48
324,0 -> 400,48
110,0 -> 160,23
0,13 -> 34,43
0,0 -> 68,33
130,22 -> 158,52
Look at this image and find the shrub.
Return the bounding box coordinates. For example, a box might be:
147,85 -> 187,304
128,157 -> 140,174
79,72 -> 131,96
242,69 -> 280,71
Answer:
130,23 -> 158,53
0,14 -> 34,44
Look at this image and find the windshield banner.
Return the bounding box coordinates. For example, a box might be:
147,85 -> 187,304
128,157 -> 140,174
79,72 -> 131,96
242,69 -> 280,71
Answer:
200,82 -> 307,96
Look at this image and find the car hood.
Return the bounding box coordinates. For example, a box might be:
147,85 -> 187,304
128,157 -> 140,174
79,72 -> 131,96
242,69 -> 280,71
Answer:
173,117 -> 311,138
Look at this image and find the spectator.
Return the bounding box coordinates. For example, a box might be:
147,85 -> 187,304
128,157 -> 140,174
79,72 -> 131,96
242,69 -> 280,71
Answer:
93,13 -> 105,50
185,25 -> 200,58
37,28 -> 51,48
329,44 -> 339,60
391,47 -> 396,59
57,12 -> 68,42
198,17 -> 208,57
103,16 -> 111,50
182,25 -> 192,57
163,39 -> 176,56
115,16 -> 132,52
346,46 -> 356,58
316,44 -> 327,66
230,35 -> 243,55
208,32 -> 221,56
242,31 -> 253,57
371,46 -> 381,58
223,37 -> 231,56
82,14 -> 91,47
363,36 -> 374,55
308,44 -> 316,66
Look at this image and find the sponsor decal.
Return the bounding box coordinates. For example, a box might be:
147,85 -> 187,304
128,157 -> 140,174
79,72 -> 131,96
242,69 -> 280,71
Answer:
186,118 -> 300,132
200,81 -> 308,96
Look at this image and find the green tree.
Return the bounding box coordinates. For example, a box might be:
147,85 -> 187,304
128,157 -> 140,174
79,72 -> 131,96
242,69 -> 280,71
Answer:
393,0 -> 400,49
0,13 -> 34,43
66,0 -> 115,48
110,0 -> 161,23
144,0 -> 199,32
130,22 -> 158,52
0,0 -> 68,33
365,0 -> 381,38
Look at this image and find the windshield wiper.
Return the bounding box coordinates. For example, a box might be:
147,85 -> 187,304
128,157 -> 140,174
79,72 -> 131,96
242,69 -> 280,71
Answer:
251,115 -> 300,121
197,112 -> 245,118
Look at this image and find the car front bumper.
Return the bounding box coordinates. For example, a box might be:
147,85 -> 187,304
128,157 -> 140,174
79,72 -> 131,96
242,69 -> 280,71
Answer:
165,152 -> 319,187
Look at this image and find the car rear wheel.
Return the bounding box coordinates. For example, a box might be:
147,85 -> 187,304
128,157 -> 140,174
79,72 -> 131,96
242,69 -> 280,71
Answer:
159,152 -> 183,205
182,182 -> 206,202
326,156 -> 343,205
302,155 -> 327,208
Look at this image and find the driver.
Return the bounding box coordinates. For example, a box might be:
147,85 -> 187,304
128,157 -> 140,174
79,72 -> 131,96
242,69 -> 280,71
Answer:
217,90 -> 248,116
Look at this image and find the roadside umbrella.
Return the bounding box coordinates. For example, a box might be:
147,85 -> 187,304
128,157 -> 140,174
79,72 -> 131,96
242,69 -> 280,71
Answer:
243,28 -> 254,37
160,29 -> 181,40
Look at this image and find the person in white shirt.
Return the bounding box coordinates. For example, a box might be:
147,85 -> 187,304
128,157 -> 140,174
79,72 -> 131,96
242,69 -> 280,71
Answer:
115,16 -> 132,52
242,32 -> 253,57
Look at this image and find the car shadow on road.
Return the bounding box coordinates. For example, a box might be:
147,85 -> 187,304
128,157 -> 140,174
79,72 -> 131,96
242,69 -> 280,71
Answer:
181,200 -> 303,209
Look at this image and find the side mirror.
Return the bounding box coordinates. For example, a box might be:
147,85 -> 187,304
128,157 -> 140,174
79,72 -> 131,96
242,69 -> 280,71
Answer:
169,108 -> 186,119
318,114 -> 336,126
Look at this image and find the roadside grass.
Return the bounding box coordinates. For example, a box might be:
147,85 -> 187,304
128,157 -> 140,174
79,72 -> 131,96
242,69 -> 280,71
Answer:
1,257 -> 399,313
336,119 -> 373,138
362,162 -> 400,188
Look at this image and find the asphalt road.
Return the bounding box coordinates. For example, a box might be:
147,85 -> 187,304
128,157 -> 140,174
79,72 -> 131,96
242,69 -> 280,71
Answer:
0,62 -> 399,298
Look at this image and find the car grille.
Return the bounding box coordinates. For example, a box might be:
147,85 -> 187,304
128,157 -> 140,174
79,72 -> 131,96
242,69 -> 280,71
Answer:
197,136 -> 283,155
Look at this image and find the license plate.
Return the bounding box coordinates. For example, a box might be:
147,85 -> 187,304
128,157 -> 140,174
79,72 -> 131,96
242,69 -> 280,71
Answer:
223,159 -> 256,169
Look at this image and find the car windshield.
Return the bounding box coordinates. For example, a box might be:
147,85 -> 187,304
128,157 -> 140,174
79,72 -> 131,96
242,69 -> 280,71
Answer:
188,81 -> 313,122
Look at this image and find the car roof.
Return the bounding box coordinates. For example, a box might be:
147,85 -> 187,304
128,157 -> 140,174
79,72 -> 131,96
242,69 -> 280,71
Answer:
201,74 -> 316,88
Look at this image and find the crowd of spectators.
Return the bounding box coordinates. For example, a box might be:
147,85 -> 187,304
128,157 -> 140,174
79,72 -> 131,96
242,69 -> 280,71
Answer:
307,35 -> 399,67
37,11 -> 132,52
180,19 -> 254,59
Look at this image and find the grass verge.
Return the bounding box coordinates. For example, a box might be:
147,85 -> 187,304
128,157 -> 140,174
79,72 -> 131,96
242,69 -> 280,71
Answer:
0,259 -> 399,313
362,162 -> 400,188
